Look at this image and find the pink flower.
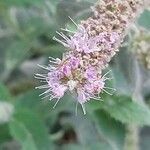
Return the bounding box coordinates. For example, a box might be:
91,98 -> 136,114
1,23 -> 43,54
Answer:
51,83 -> 67,98
54,25 -> 119,54
69,56 -> 80,69
84,67 -> 98,81
35,0 -> 145,114
61,56 -> 80,76
47,70 -> 63,83
109,32 -> 120,44
84,77 -> 105,94
77,89 -> 89,104
62,65 -> 72,76
66,27 -> 119,54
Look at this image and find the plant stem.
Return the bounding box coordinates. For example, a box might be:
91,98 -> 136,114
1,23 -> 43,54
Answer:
124,59 -> 143,150
124,124 -> 139,150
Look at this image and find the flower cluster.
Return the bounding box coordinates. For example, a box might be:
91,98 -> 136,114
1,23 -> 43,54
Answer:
132,28 -> 150,69
36,0 -> 146,114
36,52 -> 108,114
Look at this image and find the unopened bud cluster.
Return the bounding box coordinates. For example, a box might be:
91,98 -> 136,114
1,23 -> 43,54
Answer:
132,28 -> 150,69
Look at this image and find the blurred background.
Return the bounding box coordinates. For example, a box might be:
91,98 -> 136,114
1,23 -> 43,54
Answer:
0,0 -> 150,150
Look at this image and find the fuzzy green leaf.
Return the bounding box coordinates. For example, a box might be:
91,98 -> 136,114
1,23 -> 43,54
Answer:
0,83 -> 11,101
88,94 -> 150,125
62,143 -> 112,150
93,110 -> 125,150
9,110 -> 53,150
5,41 -> 30,72
102,95 -> 150,125
0,0 -> 44,7
138,10 -> 150,29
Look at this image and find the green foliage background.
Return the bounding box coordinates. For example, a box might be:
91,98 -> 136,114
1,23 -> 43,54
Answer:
0,0 -> 150,150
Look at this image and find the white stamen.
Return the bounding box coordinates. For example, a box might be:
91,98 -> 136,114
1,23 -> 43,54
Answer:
35,85 -> 49,89
61,28 -> 76,33
56,31 -> 69,41
53,36 -> 69,47
41,94 -> 52,99
37,64 -> 50,71
103,77 -> 113,81
39,89 -> 51,96
102,89 -> 113,95
40,81 -> 47,83
75,102 -> 78,116
91,96 -> 101,101
34,76 -> 46,80
49,95 -> 56,101
104,87 -> 116,91
68,16 -> 78,27
35,73 -> 47,78
102,70 -> 112,79
49,60 -> 59,64
53,99 -> 60,108
81,104 -> 86,115
48,57 -> 58,61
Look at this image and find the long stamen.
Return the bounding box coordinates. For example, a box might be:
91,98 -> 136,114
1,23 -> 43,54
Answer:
49,95 -> 56,101
102,89 -> 113,95
35,85 -> 49,89
37,64 -> 51,71
102,70 -> 112,79
61,28 -> 76,33
49,60 -> 59,64
103,77 -> 113,81
68,16 -> 78,27
75,102 -> 78,116
39,89 -> 51,96
35,73 -> 47,78
53,36 -> 69,47
91,96 -> 101,101
81,104 -> 86,115
41,93 -> 53,99
34,76 -> 46,80
40,80 -> 47,83
104,87 -> 116,91
49,57 -> 57,61
53,99 -> 60,108
56,31 -> 69,41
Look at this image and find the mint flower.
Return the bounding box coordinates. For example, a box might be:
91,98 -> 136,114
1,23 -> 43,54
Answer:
35,54 -> 109,114
36,0 -> 146,114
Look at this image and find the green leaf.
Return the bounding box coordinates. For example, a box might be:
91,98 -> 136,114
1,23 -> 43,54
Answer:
56,0 -> 92,26
5,40 -> 30,72
15,90 -> 42,110
93,110 -> 125,150
55,110 -> 117,150
9,110 -> 53,150
138,10 -> 150,29
112,48 -> 139,96
16,10 -> 57,40
112,48 -> 145,101
15,89 -> 77,130
111,65 -> 132,96
0,124 -> 11,144
44,1 -> 59,15
0,0 -> 44,7
9,119 -> 37,150
99,95 -> 150,125
62,142 -> 112,150
0,83 -> 11,101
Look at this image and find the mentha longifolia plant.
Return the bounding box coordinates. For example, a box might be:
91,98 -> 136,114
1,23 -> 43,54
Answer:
35,0 -> 147,114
